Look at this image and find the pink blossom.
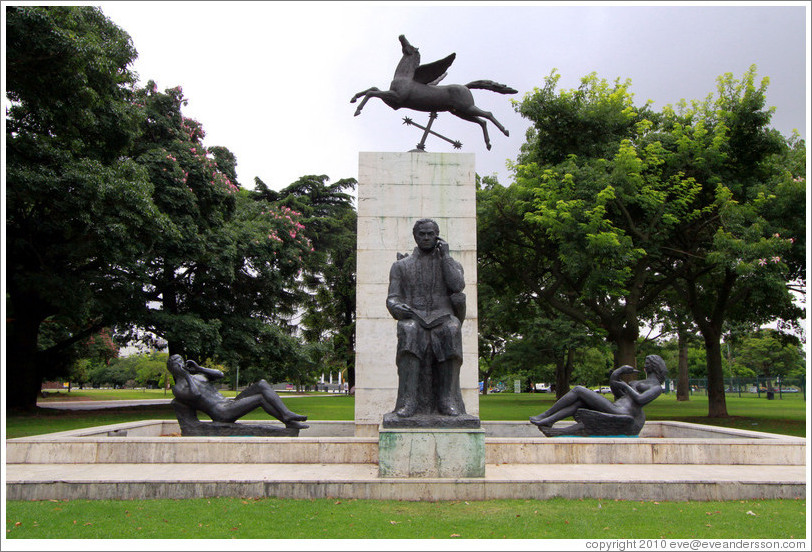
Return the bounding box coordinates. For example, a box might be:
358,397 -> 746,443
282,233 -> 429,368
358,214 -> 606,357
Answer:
758,259 -> 767,266
771,256 -> 781,263
289,231 -> 297,239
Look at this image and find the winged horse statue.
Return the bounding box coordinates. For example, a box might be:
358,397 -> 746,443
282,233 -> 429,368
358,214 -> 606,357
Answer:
351,35 -> 517,150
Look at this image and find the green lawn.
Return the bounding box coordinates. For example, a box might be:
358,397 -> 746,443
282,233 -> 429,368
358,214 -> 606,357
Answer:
5,497 -> 806,539
5,391 -> 806,439
6,391 -> 807,540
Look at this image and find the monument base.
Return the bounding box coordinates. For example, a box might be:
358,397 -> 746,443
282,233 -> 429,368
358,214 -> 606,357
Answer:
382,412 -> 481,429
378,426 -> 485,478
177,420 -> 300,437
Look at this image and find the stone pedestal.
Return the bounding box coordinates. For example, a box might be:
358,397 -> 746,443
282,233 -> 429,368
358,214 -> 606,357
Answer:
355,152 -> 478,436
378,427 -> 486,478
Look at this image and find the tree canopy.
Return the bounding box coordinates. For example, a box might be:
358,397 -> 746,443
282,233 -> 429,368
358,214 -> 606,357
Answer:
477,67 -> 805,417
5,6 -> 356,408
253,175 -> 358,387
6,6 -> 163,409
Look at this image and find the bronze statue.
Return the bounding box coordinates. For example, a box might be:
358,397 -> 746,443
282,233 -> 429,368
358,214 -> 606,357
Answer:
167,354 -> 309,436
351,35 -> 517,150
529,355 -> 668,437
383,219 -> 478,428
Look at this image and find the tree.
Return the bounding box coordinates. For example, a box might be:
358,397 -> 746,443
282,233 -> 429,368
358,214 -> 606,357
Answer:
253,175 -> 358,388
133,352 -> 171,388
483,67 -> 804,418
732,329 -> 805,392
478,173 -> 605,397
664,67 -> 805,416
121,82 -> 316,382
646,292 -> 702,401
570,346 -> 614,388
486,70 -> 706,369
6,6 -> 165,409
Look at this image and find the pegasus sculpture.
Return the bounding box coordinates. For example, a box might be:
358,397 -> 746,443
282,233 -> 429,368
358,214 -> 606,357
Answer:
351,35 -> 517,150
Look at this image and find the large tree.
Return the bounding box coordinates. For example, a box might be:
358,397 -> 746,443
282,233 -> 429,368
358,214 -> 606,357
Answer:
5,6 -> 164,409
732,329 -> 805,394
253,175 -> 358,388
480,72 -> 692,368
477,176 -> 602,399
124,82 -> 317,380
480,67 -> 804,418
663,67 -> 805,416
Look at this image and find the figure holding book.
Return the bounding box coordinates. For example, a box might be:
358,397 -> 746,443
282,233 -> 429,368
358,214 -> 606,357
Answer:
386,218 -> 467,418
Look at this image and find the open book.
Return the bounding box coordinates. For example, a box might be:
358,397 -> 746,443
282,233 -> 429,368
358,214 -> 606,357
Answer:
410,312 -> 451,329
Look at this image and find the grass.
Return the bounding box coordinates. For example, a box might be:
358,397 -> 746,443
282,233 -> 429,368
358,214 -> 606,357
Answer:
5,497 -> 806,539
5,395 -> 356,439
5,392 -> 806,439
5,391 -> 807,541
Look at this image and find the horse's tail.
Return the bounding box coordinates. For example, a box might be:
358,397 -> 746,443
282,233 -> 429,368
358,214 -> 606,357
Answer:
465,80 -> 518,94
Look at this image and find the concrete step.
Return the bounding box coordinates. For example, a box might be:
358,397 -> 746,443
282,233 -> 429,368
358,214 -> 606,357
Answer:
6,462 -> 805,502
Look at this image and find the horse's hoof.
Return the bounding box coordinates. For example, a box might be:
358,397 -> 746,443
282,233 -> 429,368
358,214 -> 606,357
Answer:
350,97 -> 357,103
504,129 -> 510,137
486,143 -> 492,150
354,110 -> 362,117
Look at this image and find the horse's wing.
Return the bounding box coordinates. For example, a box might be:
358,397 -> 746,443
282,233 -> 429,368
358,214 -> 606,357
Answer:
414,53 -> 456,84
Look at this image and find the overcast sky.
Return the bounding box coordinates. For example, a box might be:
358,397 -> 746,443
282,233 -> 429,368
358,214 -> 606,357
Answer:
94,1 -> 809,192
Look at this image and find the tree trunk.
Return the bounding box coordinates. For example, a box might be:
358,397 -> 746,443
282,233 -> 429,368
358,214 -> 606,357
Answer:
676,327 -> 690,401
679,265 -> 737,418
6,308 -> 46,411
159,267 -> 183,357
554,348 -> 574,399
703,331 -> 729,417
612,329 -> 638,368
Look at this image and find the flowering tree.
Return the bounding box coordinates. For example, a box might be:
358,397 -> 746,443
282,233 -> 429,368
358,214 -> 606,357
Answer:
125,83 -> 316,373
253,174 -> 358,388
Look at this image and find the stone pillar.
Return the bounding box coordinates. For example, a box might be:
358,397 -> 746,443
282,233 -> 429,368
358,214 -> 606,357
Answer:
355,152 -> 478,436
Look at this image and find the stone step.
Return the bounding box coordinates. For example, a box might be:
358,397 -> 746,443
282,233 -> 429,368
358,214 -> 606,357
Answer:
6,463 -> 805,502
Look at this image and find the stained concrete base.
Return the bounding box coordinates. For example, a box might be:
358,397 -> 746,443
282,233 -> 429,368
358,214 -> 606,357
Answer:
379,427 -> 485,478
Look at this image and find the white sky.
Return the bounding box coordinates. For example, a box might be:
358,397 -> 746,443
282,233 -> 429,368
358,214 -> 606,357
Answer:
84,1 -> 810,192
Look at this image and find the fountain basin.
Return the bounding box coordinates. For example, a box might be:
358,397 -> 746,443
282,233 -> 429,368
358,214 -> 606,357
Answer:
7,419 -> 805,466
